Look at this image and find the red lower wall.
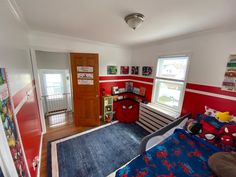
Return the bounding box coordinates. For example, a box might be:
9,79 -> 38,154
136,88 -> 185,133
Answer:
13,81 -> 42,177
99,76 -> 236,117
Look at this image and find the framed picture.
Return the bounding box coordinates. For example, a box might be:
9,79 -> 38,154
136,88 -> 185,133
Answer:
120,66 -> 129,74
142,66 -> 152,76
107,66 -> 117,75
131,66 -> 139,75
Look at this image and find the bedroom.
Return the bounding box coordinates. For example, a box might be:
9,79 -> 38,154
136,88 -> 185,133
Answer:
0,0 -> 236,177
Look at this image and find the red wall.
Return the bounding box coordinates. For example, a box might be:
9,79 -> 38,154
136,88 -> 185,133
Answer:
182,83 -> 236,117
13,81 -> 42,177
99,76 -> 236,117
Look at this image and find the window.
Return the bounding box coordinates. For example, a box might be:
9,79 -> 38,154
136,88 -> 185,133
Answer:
44,73 -> 64,96
153,56 -> 189,114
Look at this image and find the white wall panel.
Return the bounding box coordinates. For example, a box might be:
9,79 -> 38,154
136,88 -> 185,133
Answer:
29,31 -> 132,76
132,29 -> 236,87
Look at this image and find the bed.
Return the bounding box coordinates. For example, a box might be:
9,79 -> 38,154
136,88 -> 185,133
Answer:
108,114 -> 222,177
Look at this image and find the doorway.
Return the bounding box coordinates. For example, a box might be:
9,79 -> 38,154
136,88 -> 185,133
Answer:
39,69 -> 72,127
70,53 -> 100,127
34,50 -> 74,129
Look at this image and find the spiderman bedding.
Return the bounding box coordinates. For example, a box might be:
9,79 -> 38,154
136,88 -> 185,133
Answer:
115,129 -> 220,177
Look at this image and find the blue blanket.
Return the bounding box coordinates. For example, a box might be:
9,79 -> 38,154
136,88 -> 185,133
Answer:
116,129 -> 220,177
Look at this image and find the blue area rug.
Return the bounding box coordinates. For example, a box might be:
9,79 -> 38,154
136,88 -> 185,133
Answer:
47,122 -> 149,177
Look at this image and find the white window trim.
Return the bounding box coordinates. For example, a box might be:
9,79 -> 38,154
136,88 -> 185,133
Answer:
151,55 -> 190,116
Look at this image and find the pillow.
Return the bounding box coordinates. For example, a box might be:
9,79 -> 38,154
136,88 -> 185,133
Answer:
196,114 -> 226,144
146,118 -> 188,150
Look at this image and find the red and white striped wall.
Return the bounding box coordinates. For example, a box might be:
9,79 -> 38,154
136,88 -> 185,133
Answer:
12,80 -> 42,177
182,83 -> 236,116
99,75 -> 236,116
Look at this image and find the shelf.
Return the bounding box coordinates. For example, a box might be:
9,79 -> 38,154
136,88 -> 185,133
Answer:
112,92 -> 145,98
113,98 -> 141,103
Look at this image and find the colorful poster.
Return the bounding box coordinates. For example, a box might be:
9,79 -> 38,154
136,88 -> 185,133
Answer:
107,66 -> 117,75
0,68 -> 29,177
131,66 -> 139,75
142,66 -> 152,76
120,66 -> 129,74
222,56 -> 236,92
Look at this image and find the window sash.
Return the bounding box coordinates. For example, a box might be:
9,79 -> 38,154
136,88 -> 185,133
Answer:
153,55 -> 189,113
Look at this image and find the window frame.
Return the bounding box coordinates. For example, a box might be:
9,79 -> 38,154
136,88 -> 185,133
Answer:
152,55 -> 190,114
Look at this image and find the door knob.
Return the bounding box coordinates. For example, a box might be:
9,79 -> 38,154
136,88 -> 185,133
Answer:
96,95 -> 99,98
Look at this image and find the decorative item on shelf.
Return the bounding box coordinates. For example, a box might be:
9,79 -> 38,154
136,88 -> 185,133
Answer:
105,114 -> 112,123
131,66 -> 139,75
139,87 -> 146,96
118,88 -> 126,93
222,55 -> 236,92
105,105 -> 112,112
142,66 -> 152,76
118,96 -> 124,100
107,65 -> 117,75
125,81 -> 133,92
113,95 -> 119,101
112,86 -> 119,95
133,87 -> 140,95
120,66 -> 129,74
100,88 -> 106,96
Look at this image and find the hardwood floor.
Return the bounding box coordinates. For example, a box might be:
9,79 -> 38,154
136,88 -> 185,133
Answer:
39,112 -> 94,177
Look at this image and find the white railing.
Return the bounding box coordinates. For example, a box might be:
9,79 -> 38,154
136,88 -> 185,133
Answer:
41,93 -> 72,115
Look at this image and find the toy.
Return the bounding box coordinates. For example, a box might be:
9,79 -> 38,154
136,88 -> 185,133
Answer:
215,112 -> 232,122
198,119 -> 221,144
217,125 -> 236,151
230,116 -> 236,124
186,119 -> 202,135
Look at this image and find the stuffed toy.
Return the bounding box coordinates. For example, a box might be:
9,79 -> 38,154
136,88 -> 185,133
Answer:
215,112 -> 232,122
230,116 -> 236,124
217,125 -> 236,151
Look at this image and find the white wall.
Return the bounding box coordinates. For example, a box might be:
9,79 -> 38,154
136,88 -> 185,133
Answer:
132,29 -> 236,87
0,0 -> 32,176
36,51 -> 69,70
0,1 -> 33,96
29,31 -> 132,76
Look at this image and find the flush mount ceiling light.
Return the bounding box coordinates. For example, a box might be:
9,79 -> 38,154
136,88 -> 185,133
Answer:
124,13 -> 145,30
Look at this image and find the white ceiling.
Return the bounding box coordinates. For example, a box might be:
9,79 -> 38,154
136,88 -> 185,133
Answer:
16,0 -> 236,46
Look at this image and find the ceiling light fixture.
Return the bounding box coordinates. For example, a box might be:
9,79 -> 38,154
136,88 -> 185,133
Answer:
124,13 -> 145,30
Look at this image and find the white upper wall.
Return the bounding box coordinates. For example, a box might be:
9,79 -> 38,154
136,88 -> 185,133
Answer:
0,0 -> 32,96
36,51 -> 69,70
132,29 -> 236,87
29,32 -> 132,76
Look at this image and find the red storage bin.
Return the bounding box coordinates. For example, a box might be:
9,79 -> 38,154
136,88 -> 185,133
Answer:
116,100 -> 139,123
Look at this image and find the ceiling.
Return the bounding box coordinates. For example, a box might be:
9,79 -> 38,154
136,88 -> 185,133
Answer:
16,0 -> 236,46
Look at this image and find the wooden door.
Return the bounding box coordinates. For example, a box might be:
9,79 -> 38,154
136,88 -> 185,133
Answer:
70,53 -> 100,126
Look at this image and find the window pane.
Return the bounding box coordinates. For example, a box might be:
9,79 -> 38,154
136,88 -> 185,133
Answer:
45,74 -> 64,95
156,56 -> 188,80
155,80 -> 184,109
